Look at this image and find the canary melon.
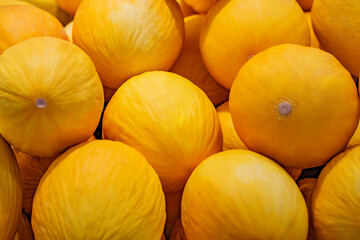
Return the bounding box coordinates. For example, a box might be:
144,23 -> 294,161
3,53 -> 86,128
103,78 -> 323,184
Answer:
182,149 -> 308,239
0,136 -> 22,240
32,140 -> 165,240
103,71 -> 222,192
230,44 -> 359,169
73,0 -> 184,91
200,0 -> 310,89
0,37 -> 104,157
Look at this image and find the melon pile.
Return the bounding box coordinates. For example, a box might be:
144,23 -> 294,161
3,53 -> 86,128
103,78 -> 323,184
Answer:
1,0 -> 360,239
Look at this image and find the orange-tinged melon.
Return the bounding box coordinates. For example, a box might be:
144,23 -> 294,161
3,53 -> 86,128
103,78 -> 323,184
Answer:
304,12 -> 319,48
216,101 -> 246,151
0,0 -> 30,6
64,20 -> 73,43
184,0 -> 217,13
23,0 -> 73,25
54,0 -> 81,15
32,140 -> 165,239
200,0 -> 310,89
170,14 -> 229,106
0,37 -> 104,157
103,71 -> 222,192
312,146 -> 360,239
13,213 -> 34,240
0,136 -> 22,240
170,219 -> 187,240
73,0 -> 184,90
0,4 -> 67,53
164,191 -> 183,239
297,0 -> 313,11
216,101 -> 302,180
176,0 -> 195,17
298,178 -> 317,240
312,0 -> 360,77
182,149 -> 308,239
230,44 -> 359,169
13,149 -> 57,215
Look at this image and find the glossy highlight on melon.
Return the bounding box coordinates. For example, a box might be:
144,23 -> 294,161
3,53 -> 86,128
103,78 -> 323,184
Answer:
73,0 -> 185,90
0,37 -> 104,157
182,149 -> 308,240
103,71 -> 222,192
32,140 -> 165,240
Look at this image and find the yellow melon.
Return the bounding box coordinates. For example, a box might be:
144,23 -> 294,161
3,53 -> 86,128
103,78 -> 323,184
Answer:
64,20 -> 73,43
312,146 -> 360,239
312,0 -> 360,76
103,71 -> 222,192
13,213 -> 34,240
304,11 -> 319,48
0,37 -> 104,157
170,14 -> 229,106
0,136 -> 22,240
0,4 -> 67,54
170,219 -> 187,240
54,0 -> 81,15
184,0 -> 217,13
73,0 -> 184,91
32,140 -> 165,239
200,0 -> 310,89
164,191 -> 183,239
182,149 -> 308,239
298,178 -> 317,240
13,149 -> 56,214
176,0 -> 195,17
230,44 -> 359,169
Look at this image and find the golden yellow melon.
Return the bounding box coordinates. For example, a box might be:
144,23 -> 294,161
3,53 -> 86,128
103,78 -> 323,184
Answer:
297,0 -> 313,11
23,0 -> 73,25
103,86 -> 117,103
216,101 -> 246,151
0,0 -> 30,6
54,0 -> 81,15
176,0 -> 195,17
0,37 -> 104,157
0,4 -> 67,53
0,136 -> 22,240
298,178 -> 317,240
347,122 -> 360,149
216,101 -> 302,180
312,146 -> 360,239
170,219 -> 187,240
64,20 -> 73,42
164,191 -> 183,239
200,0 -> 310,89
312,0 -> 360,76
13,149 -> 56,215
73,0 -> 184,90
184,0 -> 217,13
32,140 -> 165,239
182,149 -> 308,239
304,12 -> 319,48
170,14 -> 229,106
13,213 -> 34,240
230,44 -> 359,169
103,71 -> 222,192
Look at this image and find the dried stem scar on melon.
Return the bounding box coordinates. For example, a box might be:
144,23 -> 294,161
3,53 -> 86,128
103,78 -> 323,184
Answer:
229,44 -> 359,169
0,37 -> 104,157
